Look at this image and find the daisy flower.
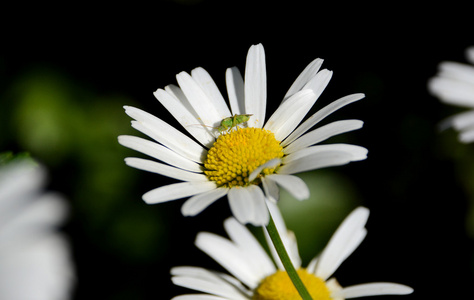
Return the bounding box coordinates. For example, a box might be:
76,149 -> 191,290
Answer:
119,44 -> 367,226
171,204 -> 413,300
0,161 -> 74,300
428,46 -> 474,143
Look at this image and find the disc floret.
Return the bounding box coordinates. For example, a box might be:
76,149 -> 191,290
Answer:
253,269 -> 332,300
204,127 -> 283,188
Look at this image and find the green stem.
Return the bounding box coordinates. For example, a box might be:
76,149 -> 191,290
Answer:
266,214 -> 313,300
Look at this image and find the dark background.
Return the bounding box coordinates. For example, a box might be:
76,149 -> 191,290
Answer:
1,1 -> 473,299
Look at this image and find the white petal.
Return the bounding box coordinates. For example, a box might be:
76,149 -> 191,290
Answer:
124,157 -> 207,182
284,58 -> 324,100
439,109 -> 474,143
265,174 -> 309,200
118,135 -> 202,173
284,144 -> 367,163
428,77 -> 474,107
171,266 -> 249,295
0,163 -> 74,299
171,266 -> 251,297
176,71 -> 224,126
154,87 -> 216,147
249,158 -> 282,183
0,233 -> 74,300
300,69 -> 332,102
227,186 -> 269,226
281,93 -> 365,147
195,232 -> 263,289
142,181 -> 217,204
280,153 -> 350,175
279,144 -> 368,175
0,178 -> 45,232
226,67 -> 245,115
125,106 -> 206,163
265,201 -> 302,269
0,194 -> 67,244
171,267 -> 249,300
278,152 -> 351,175
460,127 -> 474,143
303,67 -> 332,89
224,218 -> 276,279
261,177 -> 279,203
337,283 -> 414,298
447,110 -> 474,130
306,256 -> 318,274
244,44 -> 266,128
172,266 -> 215,279
0,162 -> 45,212
191,67 -> 232,118
181,188 -> 229,216
266,201 -> 287,234
314,207 -> 369,280
284,120 -> 364,154
241,187 -> 270,226
264,89 -> 317,141
438,61 -> 474,83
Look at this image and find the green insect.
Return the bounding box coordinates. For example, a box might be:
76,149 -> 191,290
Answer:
217,114 -> 253,132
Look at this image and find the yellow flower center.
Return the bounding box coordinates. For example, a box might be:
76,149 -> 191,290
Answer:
253,269 -> 332,300
203,128 -> 283,188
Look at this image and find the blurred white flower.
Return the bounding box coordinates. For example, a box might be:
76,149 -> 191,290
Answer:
0,161 -> 74,300
429,46 -> 474,143
171,205 -> 413,299
119,43 -> 367,226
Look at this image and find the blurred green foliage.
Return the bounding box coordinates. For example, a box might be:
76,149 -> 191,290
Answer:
0,151 -> 32,166
0,66 -> 169,298
11,70 -> 82,164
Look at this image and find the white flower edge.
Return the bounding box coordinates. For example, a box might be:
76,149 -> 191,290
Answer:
0,161 -> 75,300
120,43 -> 367,226
172,205 -> 413,299
428,46 -> 474,143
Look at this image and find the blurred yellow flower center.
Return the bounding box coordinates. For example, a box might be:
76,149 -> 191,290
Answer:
253,269 -> 331,300
204,128 -> 283,188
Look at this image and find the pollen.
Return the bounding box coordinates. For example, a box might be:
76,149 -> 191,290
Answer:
252,269 -> 332,300
203,128 -> 284,188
